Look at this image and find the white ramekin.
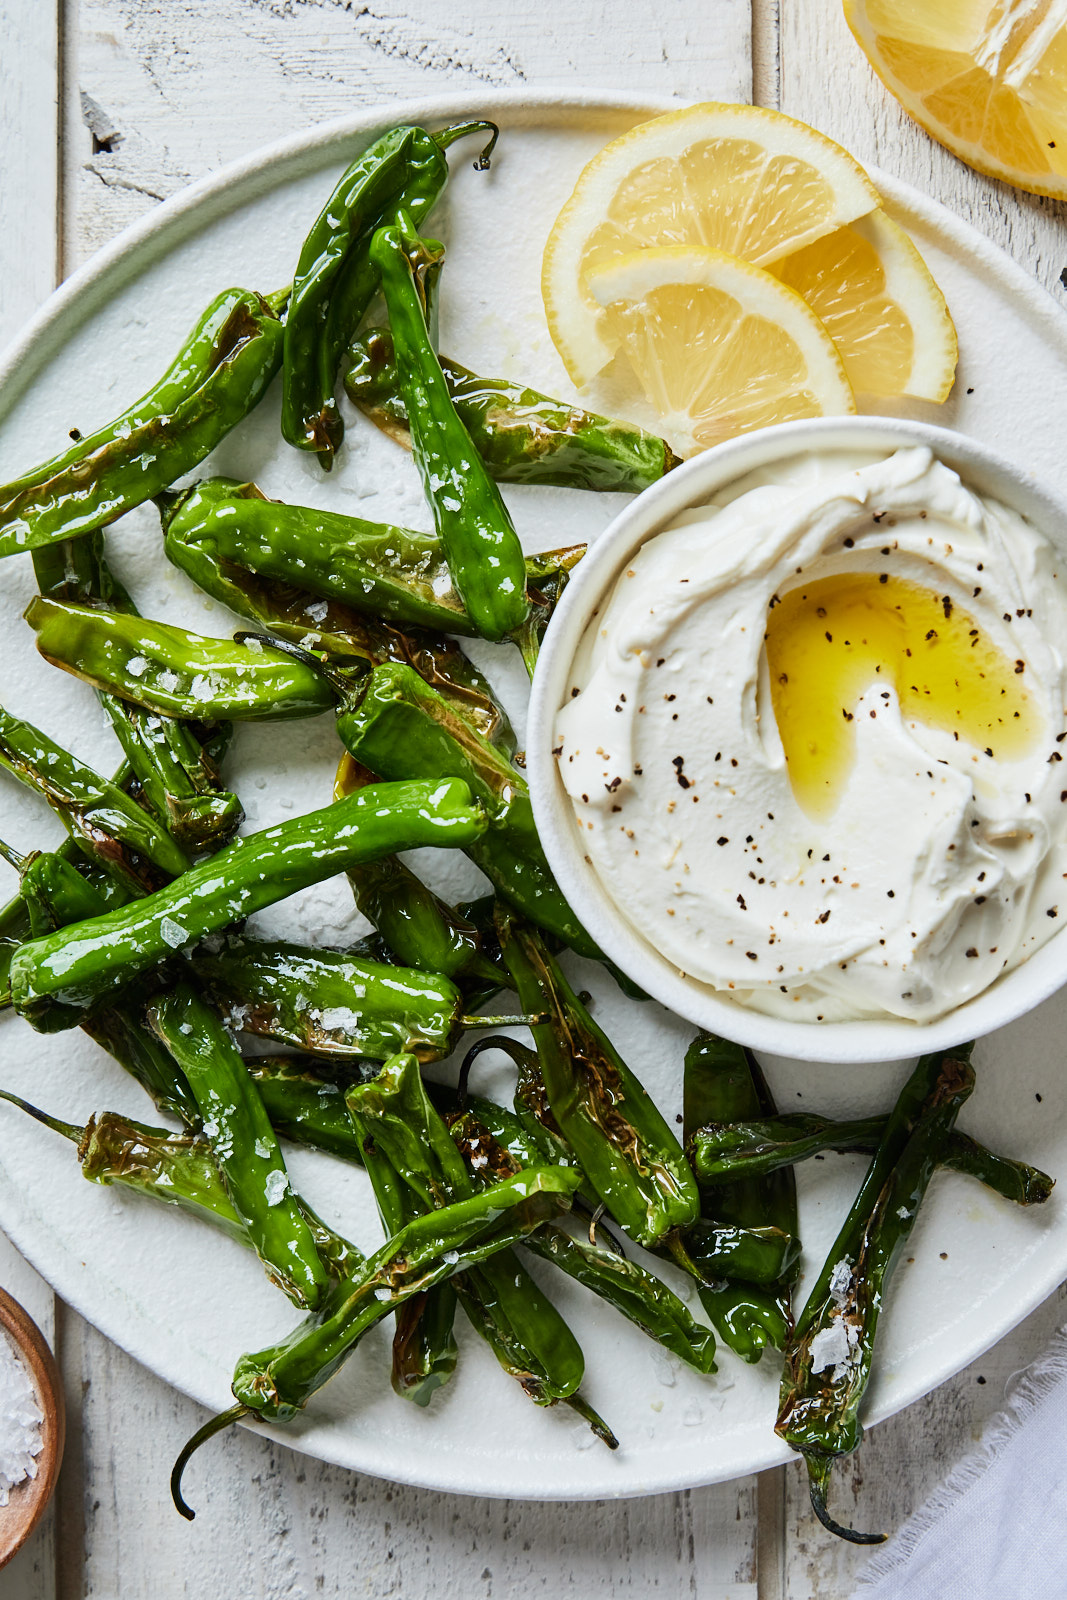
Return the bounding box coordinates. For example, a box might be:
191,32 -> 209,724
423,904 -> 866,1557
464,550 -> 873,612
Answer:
527,415 -> 1067,1063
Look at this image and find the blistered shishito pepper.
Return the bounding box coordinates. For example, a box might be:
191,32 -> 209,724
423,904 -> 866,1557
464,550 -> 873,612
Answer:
25,595 -> 338,723
776,1048 -> 975,1545
347,1053 -> 595,1425
339,661 -> 601,960
31,533 -> 243,855
171,1164 -> 580,1517
160,481 -> 518,750
496,909 -> 699,1248
150,983 -> 332,1310
0,704 -> 190,893
689,1110 -> 1054,1204
344,327 -> 681,492
246,1057 -> 377,1161
333,751 -> 502,992
10,776 -> 487,1022
192,935 -> 510,1063
682,1035 -> 799,1363
448,1099 -> 716,1374
0,289 -> 285,557
0,1089 -> 362,1286
281,120 -> 497,467
370,213 -> 529,642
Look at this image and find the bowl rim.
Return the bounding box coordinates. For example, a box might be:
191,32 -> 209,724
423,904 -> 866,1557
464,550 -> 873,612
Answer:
0,1286 -> 65,1569
527,414 -> 1067,1063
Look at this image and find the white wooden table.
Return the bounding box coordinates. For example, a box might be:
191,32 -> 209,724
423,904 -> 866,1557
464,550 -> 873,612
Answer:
1,3 -> 1066,1594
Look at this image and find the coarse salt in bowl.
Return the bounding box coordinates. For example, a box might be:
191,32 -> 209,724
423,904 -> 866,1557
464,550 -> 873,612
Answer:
527,415 -> 1067,1063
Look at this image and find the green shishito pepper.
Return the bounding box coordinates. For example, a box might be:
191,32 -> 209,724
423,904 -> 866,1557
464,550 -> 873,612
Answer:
496,909 -> 699,1248
281,120 -> 496,467
149,983 -> 333,1310
192,935 -> 472,1063
9,777 -> 487,1022
339,660 -> 600,960
682,1034 -> 799,1364
448,1100 -> 717,1375
347,1053 -> 592,1418
688,1110 -> 1055,1204
776,1047 -> 975,1545
0,290 -> 284,557
344,327 -> 681,492
168,1161 -> 582,1513
31,532 -> 243,856
25,596 -> 338,723
369,214 -> 529,642
0,1090 -> 362,1288
246,1057 -> 379,1160
0,704 -> 191,893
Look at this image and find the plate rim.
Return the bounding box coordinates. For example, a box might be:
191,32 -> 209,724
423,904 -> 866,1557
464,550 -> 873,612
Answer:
1,85 -> 1066,1501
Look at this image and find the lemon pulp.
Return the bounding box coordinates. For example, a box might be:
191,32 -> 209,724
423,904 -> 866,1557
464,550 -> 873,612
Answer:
764,571 -> 1040,819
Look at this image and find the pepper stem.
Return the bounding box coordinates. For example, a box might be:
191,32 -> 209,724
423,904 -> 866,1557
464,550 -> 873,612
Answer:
805,1451 -> 886,1545
564,1392 -> 619,1450
171,1403 -> 251,1520
264,283 -> 293,316
0,1087 -> 82,1144
459,1013 -> 547,1032
0,836 -> 26,871
433,119 -> 500,169
457,1033 -> 541,1105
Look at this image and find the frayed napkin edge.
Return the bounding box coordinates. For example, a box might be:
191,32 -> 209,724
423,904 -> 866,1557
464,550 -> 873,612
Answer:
857,1321 -> 1067,1587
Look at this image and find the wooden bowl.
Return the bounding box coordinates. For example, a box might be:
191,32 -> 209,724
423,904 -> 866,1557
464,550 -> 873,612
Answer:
0,1286 -> 65,1570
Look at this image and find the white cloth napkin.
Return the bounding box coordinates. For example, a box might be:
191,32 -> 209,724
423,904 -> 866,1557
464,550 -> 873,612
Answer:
856,1324 -> 1067,1598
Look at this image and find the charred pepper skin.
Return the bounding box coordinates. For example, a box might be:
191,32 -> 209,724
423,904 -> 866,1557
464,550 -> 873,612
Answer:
0,704 -> 191,894
496,909 -> 700,1248
25,595 -> 338,723
344,327 -> 681,492
370,214 -> 529,642
346,1053 -> 590,1417
688,1110 -> 1055,1204
31,532 -> 243,855
192,935 -> 467,1063
776,1047 -> 975,1545
10,776 -> 487,1021
281,121 -> 497,468
0,291 -> 284,557
149,983 -> 332,1310
682,1034 -> 799,1363
338,660 -> 601,961
228,1166 -> 581,1422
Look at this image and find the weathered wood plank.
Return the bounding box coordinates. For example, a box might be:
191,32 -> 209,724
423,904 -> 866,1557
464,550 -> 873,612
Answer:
71,0 -> 751,266
775,0 -> 1067,297
63,1315 -> 758,1599
0,4 -> 61,1595
0,0 -> 60,349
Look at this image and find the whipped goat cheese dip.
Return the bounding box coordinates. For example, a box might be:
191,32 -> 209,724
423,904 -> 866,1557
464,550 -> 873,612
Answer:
553,447 -> 1067,1023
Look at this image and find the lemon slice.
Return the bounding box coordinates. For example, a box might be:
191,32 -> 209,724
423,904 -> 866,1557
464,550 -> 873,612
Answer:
543,102 -> 881,386
845,0 -> 1067,199
586,246 -> 856,457
770,209 -> 958,400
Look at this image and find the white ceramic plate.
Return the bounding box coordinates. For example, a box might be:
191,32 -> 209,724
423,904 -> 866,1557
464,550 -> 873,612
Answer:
0,89 -> 1066,1502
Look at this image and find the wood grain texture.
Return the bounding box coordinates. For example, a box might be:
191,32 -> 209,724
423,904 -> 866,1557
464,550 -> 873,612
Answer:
774,0 -> 1067,299
0,0 -> 60,348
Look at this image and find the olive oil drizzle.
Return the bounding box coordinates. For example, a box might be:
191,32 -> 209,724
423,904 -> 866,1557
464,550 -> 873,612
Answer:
765,571 -> 1040,820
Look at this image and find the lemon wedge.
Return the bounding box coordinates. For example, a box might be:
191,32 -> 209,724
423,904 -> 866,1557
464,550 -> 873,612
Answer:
586,246 -> 856,457
844,0 -> 1067,199
543,102 -> 881,385
770,208 -> 958,401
